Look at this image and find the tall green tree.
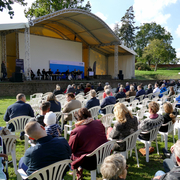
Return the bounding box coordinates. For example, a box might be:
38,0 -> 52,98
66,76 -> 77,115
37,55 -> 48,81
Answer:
113,22 -> 120,37
119,6 -> 138,49
0,0 -> 26,18
142,39 -> 176,71
135,22 -> 173,57
25,0 -> 91,19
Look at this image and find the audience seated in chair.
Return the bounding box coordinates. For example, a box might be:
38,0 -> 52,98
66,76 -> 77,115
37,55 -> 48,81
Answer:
85,90 -> 100,109
68,108 -> 107,180
96,83 -> 104,92
125,85 -> 136,99
47,93 -> 61,112
75,85 -> 84,95
53,84 -> 64,96
136,85 -> 145,100
18,121 -> 71,177
145,84 -> 153,95
115,87 -> 126,100
100,154 -> 127,180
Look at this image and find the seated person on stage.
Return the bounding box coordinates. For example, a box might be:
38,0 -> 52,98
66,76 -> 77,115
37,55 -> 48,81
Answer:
85,90 -> 100,109
153,140 -> 180,180
36,101 -> 51,127
100,89 -> 116,114
53,84 -> 64,95
44,111 -> 61,137
114,87 -> 126,100
55,69 -> 60,74
75,85 -> 83,95
139,101 -> 163,141
55,69 -> 60,80
18,121 -> 71,177
76,69 -> 82,80
65,69 -> 72,80
72,69 -> 77,80
37,69 -> 41,77
31,70 -> 35,80
68,108 -> 107,179
101,154 -> 128,180
47,68 -> 53,79
96,83 -> 104,92
42,69 -> 47,80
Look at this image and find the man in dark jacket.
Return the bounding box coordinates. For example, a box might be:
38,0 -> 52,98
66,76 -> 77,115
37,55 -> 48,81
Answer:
145,84 -> 153,95
67,84 -> 76,93
100,89 -> 116,114
114,87 -> 126,100
85,90 -> 100,109
96,83 -> 104,92
4,93 -> 34,131
136,85 -> 145,100
153,140 -> 180,180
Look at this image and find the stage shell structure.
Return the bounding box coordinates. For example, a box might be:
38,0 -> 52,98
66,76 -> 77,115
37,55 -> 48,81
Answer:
0,8 -> 136,80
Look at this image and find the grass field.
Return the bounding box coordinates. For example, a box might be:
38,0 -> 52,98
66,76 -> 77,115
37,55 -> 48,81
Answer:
0,96 -> 177,180
135,68 -> 180,80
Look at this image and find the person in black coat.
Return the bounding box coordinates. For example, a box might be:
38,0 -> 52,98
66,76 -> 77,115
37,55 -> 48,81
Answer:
114,87 -> 126,100
75,85 -> 83,95
67,84 -> 76,94
53,84 -> 64,95
85,90 -> 100,109
96,83 -> 104,92
145,84 -> 153,95
47,93 -> 61,112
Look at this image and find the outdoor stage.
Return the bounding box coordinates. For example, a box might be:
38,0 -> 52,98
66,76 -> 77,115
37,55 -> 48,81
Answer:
0,77 -> 158,97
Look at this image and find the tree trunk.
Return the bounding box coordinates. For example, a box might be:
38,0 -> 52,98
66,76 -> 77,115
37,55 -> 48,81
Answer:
154,63 -> 158,71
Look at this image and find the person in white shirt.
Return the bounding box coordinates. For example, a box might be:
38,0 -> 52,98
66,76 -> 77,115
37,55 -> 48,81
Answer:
153,83 -> 160,94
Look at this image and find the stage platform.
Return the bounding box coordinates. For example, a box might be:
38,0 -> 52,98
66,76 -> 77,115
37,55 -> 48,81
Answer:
0,78 -> 157,97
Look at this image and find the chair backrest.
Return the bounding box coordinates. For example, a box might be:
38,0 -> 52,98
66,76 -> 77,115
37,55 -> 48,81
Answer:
138,95 -> 144,102
54,112 -> 62,122
2,135 -> 17,155
141,98 -> 149,106
137,109 -> 146,121
161,121 -> 174,133
118,98 -> 125,103
42,92 -> 51,97
103,104 -> 115,114
147,93 -> 153,100
129,96 -> 135,103
31,104 -> 41,115
30,93 -> 43,100
118,130 -> 141,151
131,100 -> 139,108
89,106 -> 100,119
25,159 -> 72,180
100,113 -> 115,131
86,141 -> 116,172
122,101 -> 129,107
7,116 -> 31,132
154,92 -> 160,97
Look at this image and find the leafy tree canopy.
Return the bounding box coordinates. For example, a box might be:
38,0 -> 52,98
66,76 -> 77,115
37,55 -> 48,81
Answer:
142,39 -> 176,71
24,0 -> 91,19
135,22 -> 173,57
0,0 -> 26,18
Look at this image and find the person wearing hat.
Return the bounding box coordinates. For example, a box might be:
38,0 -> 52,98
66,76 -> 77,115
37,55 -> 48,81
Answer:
44,111 -> 61,137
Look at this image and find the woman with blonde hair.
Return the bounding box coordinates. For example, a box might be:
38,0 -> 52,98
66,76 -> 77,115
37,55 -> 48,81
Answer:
108,103 -> 138,152
159,102 -> 176,132
47,92 -> 61,112
100,154 -> 127,180
103,85 -> 113,98
139,101 -> 163,140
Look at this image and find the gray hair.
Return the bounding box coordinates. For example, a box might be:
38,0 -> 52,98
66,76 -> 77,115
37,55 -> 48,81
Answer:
56,84 -> 60,90
16,93 -> 25,101
105,89 -> 111,95
130,86 -> 134,91
119,87 -> 124,92
90,90 -> 96,97
174,140 -> 180,159
162,83 -> 165,87
100,154 -> 126,179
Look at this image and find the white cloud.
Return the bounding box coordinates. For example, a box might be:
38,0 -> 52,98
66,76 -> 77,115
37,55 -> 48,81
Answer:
95,12 -> 108,21
177,48 -> 180,58
133,0 -> 177,25
176,25 -> 180,38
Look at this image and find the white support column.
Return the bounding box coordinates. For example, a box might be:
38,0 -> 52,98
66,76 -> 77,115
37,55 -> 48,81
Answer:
24,27 -> 31,80
114,44 -> 118,79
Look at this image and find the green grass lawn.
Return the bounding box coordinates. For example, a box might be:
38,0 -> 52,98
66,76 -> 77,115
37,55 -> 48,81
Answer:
0,96 -> 177,180
135,68 -> 180,80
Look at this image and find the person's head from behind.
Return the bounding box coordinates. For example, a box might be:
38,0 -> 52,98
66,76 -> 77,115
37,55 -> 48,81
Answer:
77,85 -> 81,90
148,84 -> 152,89
154,83 -> 159,88
16,93 -> 26,102
163,102 -> 176,123
130,86 -> 134,91
162,83 -> 165,88
25,121 -> 47,140
44,111 -> 56,126
137,85 -> 142,91
119,87 -> 124,92
105,89 -> 111,97
100,154 -> 127,180
72,84 -> 76,89
40,101 -> 51,114
47,92 -> 57,102
66,93 -> 75,102
114,102 -> 133,123
90,90 -> 96,98
126,82 -> 129,86
148,101 -> 159,114
74,108 -> 92,121
86,83 -> 91,88
56,84 -> 60,90
98,83 -> 102,87
170,86 -> 175,94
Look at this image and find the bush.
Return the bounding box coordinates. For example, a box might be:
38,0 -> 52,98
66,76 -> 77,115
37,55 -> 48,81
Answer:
135,62 -> 151,71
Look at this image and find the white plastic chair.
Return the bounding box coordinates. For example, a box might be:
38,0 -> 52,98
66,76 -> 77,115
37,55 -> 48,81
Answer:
129,96 -> 135,103
138,95 -> 144,102
17,159 -> 72,180
137,98 -> 149,109
100,113 -> 115,132
2,135 -> 17,174
30,93 -> 43,100
89,106 -> 100,119
101,104 -> 114,115
128,100 -> 139,112
115,130 -> 141,167
137,108 -> 147,121
146,93 -> 153,100
117,98 -> 125,103
159,121 -> 175,150
137,126 -> 160,162
73,141 -> 116,180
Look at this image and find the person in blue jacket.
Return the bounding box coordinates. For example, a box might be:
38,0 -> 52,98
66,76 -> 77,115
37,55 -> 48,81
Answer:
159,84 -> 167,98
85,90 -> 100,109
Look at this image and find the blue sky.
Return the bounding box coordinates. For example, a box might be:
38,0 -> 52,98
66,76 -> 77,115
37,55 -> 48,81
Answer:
0,0 -> 180,58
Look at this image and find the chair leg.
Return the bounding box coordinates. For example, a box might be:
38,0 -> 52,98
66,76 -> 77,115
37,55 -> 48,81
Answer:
11,150 -> 17,174
135,146 -> 139,167
178,128 -> 180,140
73,169 -> 76,180
156,138 -> 159,155
172,131 -> 175,144
164,134 -> 168,150
121,151 -> 126,159
145,142 -> 149,162
90,170 -> 96,180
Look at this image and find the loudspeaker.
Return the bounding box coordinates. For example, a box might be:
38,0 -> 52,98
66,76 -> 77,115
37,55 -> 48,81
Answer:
15,66 -> 21,73
118,74 -> 124,80
11,72 -> 23,82
119,70 -> 122,75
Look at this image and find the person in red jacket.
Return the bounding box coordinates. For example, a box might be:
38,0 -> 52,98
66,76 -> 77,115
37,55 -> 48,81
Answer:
68,108 -> 107,180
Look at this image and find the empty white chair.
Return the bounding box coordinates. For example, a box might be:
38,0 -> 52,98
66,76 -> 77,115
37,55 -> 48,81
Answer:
137,126 -> 160,162
17,159 -> 72,180
159,121 -> 175,150
89,106 -> 100,119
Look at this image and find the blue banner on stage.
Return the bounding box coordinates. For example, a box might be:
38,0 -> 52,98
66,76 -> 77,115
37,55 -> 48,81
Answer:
16,59 -> 24,72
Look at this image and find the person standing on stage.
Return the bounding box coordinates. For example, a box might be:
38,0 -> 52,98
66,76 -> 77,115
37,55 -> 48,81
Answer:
1,61 -> 7,80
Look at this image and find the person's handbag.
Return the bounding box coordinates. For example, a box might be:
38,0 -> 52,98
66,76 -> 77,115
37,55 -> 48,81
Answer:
0,127 -> 11,137
139,147 -> 154,156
